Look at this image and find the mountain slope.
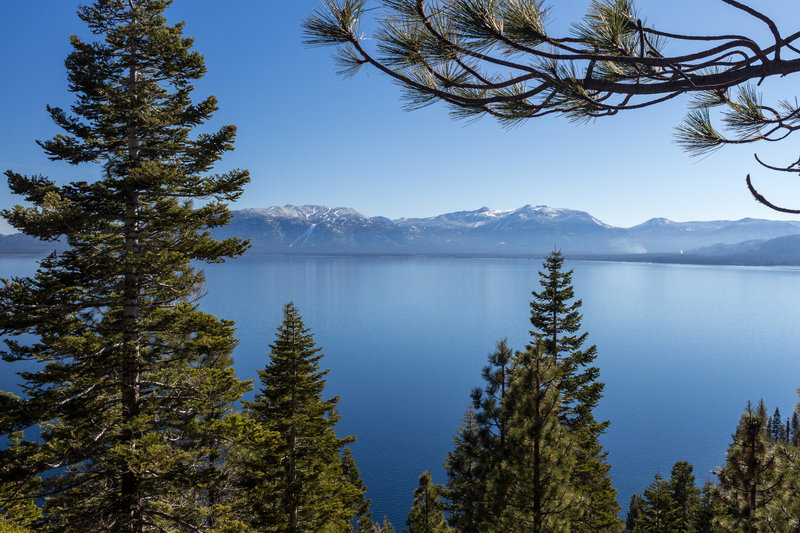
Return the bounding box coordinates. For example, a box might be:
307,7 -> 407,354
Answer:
4,204 -> 800,260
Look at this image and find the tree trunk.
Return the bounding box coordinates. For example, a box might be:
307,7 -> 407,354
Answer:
121,24 -> 142,531
289,338 -> 298,532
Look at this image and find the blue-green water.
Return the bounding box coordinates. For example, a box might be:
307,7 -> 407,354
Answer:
3,254 -> 800,525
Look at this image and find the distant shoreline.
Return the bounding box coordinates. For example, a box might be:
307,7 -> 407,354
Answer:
5,249 -> 800,267
228,250 -> 800,267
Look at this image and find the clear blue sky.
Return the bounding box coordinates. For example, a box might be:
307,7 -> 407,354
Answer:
2,1 -> 800,234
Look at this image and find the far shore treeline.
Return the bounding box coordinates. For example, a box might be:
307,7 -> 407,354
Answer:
2,1 -> 800,532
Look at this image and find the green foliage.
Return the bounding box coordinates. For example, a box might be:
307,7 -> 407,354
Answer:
374,515 -> 397,533
0,432 -> 41,528
0,521 -> 32,533
495,341 -> 581,532
629,462 -> 715,533
692,482 -> 716,533
713,404 -> 780,533
404,471 -> 451,533
448,341 -> 583,532
668,461 -> 701,533
236,303 -> 362,532
529,250 -> 620,531
625,493 -> 643,532
633,474 -> 680,532
446,340 -> 512,530
341,447 -> 375,531
443,407 -> 486,533
446,252 -> 619,531
0,1 -> 250,530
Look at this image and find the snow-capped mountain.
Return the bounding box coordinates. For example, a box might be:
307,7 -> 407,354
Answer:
215,206 -> 416,253
5,204 -> 800,258
626,217 -> 800,252
213,205 -> 800,256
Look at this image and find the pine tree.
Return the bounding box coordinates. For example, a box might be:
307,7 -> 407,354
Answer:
691,482 -> 716,533
792,410 -> 800,446
633,474 -> 680,533
444,407 -> 486,533
404,471 -> 451,533
238,303 -> 360,532
528,250 -> 619,531
495,341 -> 580,533
770,407 -> 785,443
762,447 -> 800,533
341,447 -> 374,532
667,461 -> 700,533
0,1 -> 250,530
625,494 -> 643,532
448,340 -> 513,527
714,404 -> 781,533
0,433 -> 40,529
756,399 -> 768,419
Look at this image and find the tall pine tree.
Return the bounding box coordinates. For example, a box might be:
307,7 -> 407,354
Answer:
528,250 -> 619,531
449,339 -> 581,532
404,471 -> 451,533
633,474 -> 680,533
341,446 -> 374,532
496,340 -> 581,533
238,303 -> 361,532
714,404 -> 781,533
0,1 -> 250,530
624,494 -> 643,532
443,407 -> 486,533
446,339 -> 513,528
668,461 -> 701,533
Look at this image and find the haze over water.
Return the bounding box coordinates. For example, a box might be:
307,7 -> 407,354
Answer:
2,254 -> 799,525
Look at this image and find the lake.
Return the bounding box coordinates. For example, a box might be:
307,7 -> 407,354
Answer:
2,253 -> 800,526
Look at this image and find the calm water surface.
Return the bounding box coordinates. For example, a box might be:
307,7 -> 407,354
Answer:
2,254 -> 800,525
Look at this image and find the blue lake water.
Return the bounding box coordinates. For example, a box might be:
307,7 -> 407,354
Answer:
2,254 -> 800,526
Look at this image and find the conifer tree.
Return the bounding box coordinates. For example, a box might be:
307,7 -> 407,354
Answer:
633,474 -> 680,533
450,337 -> 584,532
472,339 -> 514,453
0,433 -> 40,529
447,255 -> 620,531
341,447 -> 375,532
0,1 -> 250,530
771,407 -> 786,443
792,410 -> 800,446
404,471 -> 451,533
454,339 -> 514,526
238,303 -> 360,532
763,447 -> 800,533
528,250 -> 619,531
304,0 -> 800,213
714,404 -> 780,533
691,482 -> 716,533
443,407 -> 486,533
496,341 -> 580,533
667,461 -> 700,533
624,494 -> 643,532
374,516 -> 397,533
756,399 -> 768,419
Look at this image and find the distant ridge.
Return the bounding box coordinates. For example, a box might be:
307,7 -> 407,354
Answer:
210,204 -> 800,260
4,204 -> 800,265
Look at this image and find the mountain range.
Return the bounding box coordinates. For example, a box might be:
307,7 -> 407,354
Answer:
4,204 -> 800,263
210,205 -> 800,258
